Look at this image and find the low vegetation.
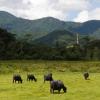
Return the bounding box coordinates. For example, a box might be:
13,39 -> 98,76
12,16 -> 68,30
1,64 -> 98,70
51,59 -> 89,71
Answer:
0,60 -> 100,100
0,60 -> 100,73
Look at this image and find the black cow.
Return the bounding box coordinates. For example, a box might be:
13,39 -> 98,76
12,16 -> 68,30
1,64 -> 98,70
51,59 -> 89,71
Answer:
27,74 -> 37,82
83,72 -> 89,80
13,74 -> 23,83
50,80 -> 67,93
44,73 -> 53,83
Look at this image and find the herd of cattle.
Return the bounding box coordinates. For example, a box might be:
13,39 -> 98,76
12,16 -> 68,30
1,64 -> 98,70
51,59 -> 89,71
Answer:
13,72 -> 89,93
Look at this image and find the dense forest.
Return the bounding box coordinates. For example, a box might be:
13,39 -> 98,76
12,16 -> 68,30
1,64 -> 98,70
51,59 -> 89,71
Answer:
0,28 -> 100,60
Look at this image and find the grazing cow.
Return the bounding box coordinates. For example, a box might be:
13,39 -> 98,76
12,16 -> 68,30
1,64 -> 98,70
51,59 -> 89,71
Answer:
83,72 -> 89,80
27,74 -> 37,82
13,74 -> 23,83
50,80 -> 67,93
44,73 -> 53,83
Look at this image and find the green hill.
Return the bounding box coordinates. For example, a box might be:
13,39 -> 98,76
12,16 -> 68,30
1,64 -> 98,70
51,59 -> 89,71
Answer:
34,30 -> 76,46
0,11 -> 79,40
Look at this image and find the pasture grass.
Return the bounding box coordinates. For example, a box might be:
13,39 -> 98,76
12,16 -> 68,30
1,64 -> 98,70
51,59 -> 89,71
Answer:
0,60 -> 100,100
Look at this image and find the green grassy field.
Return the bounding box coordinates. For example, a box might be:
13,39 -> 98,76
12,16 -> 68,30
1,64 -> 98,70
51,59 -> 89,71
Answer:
0,60 -> 100,100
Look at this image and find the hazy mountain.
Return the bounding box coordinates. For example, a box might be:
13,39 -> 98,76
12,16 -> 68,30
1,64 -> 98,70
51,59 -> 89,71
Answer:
72,20 -> 100,35
0,11 -> 79,40
0,11 -> 100,41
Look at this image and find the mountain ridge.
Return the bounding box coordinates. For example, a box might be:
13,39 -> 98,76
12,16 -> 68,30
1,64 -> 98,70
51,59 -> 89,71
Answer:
0,11 -> 100,41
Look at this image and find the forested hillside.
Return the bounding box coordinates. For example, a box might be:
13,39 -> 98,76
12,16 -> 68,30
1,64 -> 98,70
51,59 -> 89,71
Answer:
0,28 -> 100,60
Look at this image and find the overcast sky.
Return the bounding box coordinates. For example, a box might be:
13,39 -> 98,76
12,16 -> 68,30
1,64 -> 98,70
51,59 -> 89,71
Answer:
0,0 -> 100,22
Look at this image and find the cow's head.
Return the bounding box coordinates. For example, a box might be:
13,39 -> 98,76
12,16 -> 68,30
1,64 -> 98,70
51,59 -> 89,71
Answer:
63,86 -> 67,93
34,78 -> 37,82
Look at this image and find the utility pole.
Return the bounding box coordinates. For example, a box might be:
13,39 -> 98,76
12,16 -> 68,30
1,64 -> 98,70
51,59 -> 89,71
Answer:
76,33 -> 79,45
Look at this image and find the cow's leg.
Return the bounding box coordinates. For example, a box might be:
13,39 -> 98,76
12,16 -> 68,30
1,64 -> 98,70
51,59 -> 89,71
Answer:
27,77 -> 29,81
50,88 -> 52,93
13,79 -> 14,83
53,89 -> 54,93
44,79 -> 45,83
85,77 -> 87,80
86,76 -> 88,80
50,88 -> 54,93
44,76 -> 46,83
58,89 -> 61,93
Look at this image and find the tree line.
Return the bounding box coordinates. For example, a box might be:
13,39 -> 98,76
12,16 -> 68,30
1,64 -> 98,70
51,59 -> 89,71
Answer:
0,28 -> 100,60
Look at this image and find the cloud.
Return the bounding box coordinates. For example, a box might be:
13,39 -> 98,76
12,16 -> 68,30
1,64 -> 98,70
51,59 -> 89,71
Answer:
52,0 -> 90,12
74,8 -> 100,22
74,10 -> 89,22
0,0 -> 28,9
0,0 -> 100,22
0,0 -> 99,21
90,8 -> 100,20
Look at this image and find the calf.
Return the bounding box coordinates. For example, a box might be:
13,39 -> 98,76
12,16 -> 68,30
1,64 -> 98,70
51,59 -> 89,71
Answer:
27,74 -> 37,82
83,72 -> 89,80
13,74 -> 23,83
44,73 -> 53,83
50,80 -> 67,93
